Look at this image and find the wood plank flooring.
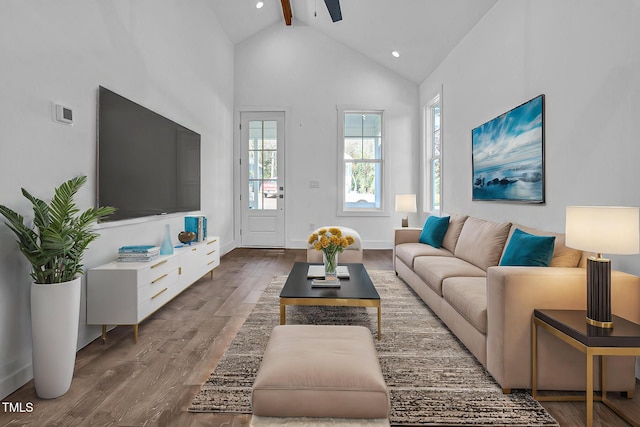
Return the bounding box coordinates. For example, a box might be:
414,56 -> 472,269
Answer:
1,248 -> 639,426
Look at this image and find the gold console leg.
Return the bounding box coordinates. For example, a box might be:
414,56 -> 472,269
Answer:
133,324 -> 139,343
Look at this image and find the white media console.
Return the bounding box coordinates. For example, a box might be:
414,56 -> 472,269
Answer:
87,237 -> 220,342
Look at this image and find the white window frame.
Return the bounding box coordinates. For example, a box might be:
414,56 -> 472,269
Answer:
424,94 -> 441,214
337,106 -> 386,216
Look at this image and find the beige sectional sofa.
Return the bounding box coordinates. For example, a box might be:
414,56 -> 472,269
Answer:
394,214 -> 640,393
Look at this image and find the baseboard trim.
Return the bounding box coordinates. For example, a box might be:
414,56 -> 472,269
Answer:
0,356 -> 32,400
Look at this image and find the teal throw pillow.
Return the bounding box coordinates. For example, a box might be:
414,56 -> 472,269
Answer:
499,228 -> 556,267
419,216 -> 450,248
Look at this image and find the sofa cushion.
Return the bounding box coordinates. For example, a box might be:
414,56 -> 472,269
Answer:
442,214 -> 469,253
419,216 -> 450,248
506,224 -> 583,268
454,217 -> 512,271
414,256 -> 486,296
442,277 -> 488,334
499,228 -> 556,267
395,243 -> 453,269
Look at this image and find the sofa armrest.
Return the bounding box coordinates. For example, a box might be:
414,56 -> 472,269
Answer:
486,266 -> 640,389
393,228 -> 422,272
394,227 -> 422,246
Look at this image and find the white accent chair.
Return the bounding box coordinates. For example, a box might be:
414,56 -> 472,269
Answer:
306,226 -> 363,263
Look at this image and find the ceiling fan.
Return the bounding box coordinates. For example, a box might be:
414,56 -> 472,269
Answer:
280,0 -> 342,25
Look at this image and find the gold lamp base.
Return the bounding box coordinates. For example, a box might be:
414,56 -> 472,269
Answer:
401,217 -> 408,228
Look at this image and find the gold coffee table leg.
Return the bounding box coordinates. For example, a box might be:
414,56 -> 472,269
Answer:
377,305 -> 381,340
280,302 -> 286,325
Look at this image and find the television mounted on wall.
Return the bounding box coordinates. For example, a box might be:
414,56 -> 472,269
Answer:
97,86 -> 201,222
471,94 -> 545,203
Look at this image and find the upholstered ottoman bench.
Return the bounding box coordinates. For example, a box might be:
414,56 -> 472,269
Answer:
251,325 -> 390,425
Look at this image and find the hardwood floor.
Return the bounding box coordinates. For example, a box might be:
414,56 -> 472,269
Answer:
1,248 -> 638,426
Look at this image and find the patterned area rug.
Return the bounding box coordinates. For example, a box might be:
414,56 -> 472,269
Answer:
189,271 -> 558,426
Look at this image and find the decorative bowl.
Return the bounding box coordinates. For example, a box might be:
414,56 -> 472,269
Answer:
178,231 -> 196,244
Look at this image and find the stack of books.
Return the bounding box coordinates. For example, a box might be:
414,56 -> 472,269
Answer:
116,245 -> 161,262
185,215 -> 207,242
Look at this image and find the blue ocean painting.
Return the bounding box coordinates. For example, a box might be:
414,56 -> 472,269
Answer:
472,95 -> 544,202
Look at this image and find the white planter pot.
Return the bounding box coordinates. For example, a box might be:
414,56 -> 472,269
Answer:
30,277 -> 81,399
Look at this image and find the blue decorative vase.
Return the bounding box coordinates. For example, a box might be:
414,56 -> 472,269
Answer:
160,224 -> 174,255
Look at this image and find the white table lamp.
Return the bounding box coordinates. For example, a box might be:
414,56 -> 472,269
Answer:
565,206 -> 640,328
395,194 -> 417,227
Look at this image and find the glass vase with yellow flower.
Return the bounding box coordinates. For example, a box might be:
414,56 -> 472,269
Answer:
308,227 -> 356,280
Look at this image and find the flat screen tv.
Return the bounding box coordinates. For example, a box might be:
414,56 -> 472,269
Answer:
97,86 -> 201,222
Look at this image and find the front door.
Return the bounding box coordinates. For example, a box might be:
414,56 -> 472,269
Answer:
240,111 -> 285,247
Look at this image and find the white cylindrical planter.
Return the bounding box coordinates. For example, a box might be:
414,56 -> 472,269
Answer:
30,277 -> 81,399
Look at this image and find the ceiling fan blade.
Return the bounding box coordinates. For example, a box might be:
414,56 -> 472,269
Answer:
323,0 -> 342,22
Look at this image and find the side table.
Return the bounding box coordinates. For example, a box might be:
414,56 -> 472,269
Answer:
532,309 -> 640,427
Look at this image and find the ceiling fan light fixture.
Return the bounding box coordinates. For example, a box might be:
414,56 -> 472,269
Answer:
392,51 -> 400,58
256,1 -> 264,9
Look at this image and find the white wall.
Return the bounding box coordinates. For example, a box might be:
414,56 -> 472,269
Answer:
420,0 -> 640,275
0,0 -> 235,399
421,0 -> 640,378
234,23 -> 420,249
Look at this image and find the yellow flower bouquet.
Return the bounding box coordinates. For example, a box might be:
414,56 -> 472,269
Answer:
308,227 -> 355,277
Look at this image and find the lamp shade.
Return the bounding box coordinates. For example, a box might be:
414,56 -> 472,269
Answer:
565,206 -> 640,255
395,194 -> 417,213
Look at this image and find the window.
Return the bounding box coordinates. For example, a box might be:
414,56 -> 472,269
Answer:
338,109 -> 384,214
425,96 -> 441,213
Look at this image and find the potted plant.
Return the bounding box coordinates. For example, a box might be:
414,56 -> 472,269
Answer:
0,175 -> 115,398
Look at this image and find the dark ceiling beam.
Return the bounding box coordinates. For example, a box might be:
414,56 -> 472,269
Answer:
324,0 -> 342,22
280,0 -> 292,26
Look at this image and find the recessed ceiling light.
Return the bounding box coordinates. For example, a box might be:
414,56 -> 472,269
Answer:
392,51 -> 400,58
256,1 -> 264,9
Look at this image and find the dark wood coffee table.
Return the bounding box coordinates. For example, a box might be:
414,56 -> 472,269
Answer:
279,262 -> 381,340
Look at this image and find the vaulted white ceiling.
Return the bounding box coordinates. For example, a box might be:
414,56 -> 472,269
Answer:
208,0 -> 497,84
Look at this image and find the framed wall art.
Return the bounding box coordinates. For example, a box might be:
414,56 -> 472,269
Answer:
472,94 -> 545,203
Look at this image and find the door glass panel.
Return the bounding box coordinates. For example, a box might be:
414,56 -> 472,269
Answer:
247,120 -> 277,210
248,150 -> 258,179
263,150 -> 277,178
248,180 -> 260,209
263,120 -> 277,140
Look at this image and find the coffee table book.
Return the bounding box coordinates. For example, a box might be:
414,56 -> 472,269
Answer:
307,265 -> 350,279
